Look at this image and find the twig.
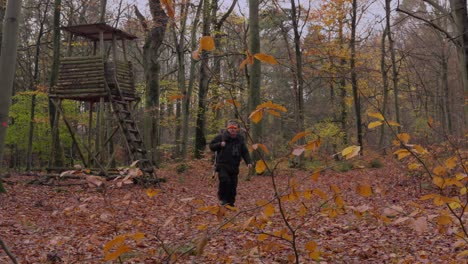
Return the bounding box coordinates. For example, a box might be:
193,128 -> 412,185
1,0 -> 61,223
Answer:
0,238 -> 18,264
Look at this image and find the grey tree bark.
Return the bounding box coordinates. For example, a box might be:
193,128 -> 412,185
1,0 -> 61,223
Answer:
48,0 -> 64,168
143,0 -> 168,164
26,0 -> 50,171
0,0 -> 22,192
248,0 -> 261,162
350,0 -> 363,153
194,0 -> 211,159
183,1 -> 203,159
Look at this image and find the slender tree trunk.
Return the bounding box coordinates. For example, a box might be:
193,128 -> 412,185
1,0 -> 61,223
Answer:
173,1 -> 188,158
0,0 -> 22,166
379,17 -> 389,149
350,0 -> 363,153
387,0 -> 400,134
141,0 -> 168,164
0,1 -> 6,55
449,0 -> 467,135
27,1 -> 49,171
182,1 -> 202,159
49,0 -> 63,168
290,0 -> 305,138
194,0 -> 211,159
100,0 -> 107,23
248,0 -> 261,160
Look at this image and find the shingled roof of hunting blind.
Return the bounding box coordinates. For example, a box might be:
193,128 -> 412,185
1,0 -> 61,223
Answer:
60,23 -> 138,41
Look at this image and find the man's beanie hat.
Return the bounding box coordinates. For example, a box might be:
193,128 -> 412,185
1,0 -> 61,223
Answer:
226,119 -> 240,129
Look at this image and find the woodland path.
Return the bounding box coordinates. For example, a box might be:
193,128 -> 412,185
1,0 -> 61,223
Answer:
0,159 -> 462,263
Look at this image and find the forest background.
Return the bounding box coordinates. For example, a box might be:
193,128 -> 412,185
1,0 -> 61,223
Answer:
0,0 -> 467,263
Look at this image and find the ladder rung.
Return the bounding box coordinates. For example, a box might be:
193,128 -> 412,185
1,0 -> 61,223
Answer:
114,100 -> 127,105
127,128 -> 138,133
116,109 -> 130,115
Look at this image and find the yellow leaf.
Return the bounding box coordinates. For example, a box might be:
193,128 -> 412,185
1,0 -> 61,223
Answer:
249,109 -> 264,123
309,250 -> 321,261
420,194 -> 437,200
461,187 -> 467,195
433,177 -> 445,188
197,224 -> 208,230
311,170 -> 320,182
258,234 -> 268,241
104,244 -> 131,261
408,163 -> 421,170
255,160 -> 267,174
397,133 -> 410,144
444,156 -> 457,169
330,185 -> 341,194
335,196 -> 345,208
367,112 -> 385,120
305,139 -> 321,151
255,199 -> 269,207
252,143 -> 270,154
146,188 -> 160,198
200,36 -> 215,51
449,202 -> 461,209
413,145 -> 427,155
368,121 -> 383,129
433,166 -> 446,176
264,204 -> 275,217
387,121 -> 401,127
437,215 -> 452,225
314,189 -> 328,200
458,250 -> 468,257
302,190 -> 312,200
289,131 -> 310,145
130,232 -> 145,242
393,149 -> 411,160
341,145 -> 360,159
253,53 -> 278,64
266,109 -> 281,117
356,184 -> 373,197
103,235 -> 126,252
305,241 -> 317,252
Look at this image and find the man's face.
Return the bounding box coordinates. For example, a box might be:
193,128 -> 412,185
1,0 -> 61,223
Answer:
227,126 -> 238,137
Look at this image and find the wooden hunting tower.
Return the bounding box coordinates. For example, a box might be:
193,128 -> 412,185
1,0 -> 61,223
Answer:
49,23 -> 154,177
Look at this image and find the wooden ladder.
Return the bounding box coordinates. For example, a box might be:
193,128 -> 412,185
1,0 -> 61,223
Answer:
106,82 -> 155,177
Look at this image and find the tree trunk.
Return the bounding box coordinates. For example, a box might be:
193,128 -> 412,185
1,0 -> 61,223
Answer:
194,0 -> 211,159
49,0 -> 64,168
379,10 -> 389,149
172,1 -> 188,158
0,0 -> 22,167
350,0 -> 363,153
388,0 -> 401,134
248,0 -> 261,161
182,1 -> 202,159
143,0 -> 168,164
0,1 -> 6,56
27,1 -> 49,171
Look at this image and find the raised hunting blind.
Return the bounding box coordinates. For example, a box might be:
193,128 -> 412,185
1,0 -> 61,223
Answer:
49,23 -> 155,180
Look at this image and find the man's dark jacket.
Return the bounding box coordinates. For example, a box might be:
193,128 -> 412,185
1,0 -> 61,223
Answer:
209,131 -> 252,167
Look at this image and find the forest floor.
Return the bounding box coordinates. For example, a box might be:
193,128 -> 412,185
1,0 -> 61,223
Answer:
0,158 -> 465,264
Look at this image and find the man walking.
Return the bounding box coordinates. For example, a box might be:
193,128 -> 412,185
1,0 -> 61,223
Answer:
209,120 -> 252,207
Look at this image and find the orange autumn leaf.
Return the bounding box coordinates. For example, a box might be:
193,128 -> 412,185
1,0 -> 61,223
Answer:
200,36 -> 215,51
253,53 -> 278,64
160,0 -> 175,18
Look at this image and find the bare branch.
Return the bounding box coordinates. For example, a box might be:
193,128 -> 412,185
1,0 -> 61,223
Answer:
133,4 -> 148,32
0,238 -> 18,264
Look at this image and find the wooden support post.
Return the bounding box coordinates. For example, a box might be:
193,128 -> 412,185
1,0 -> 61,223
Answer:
88,101 -> 93,166
121,39 -> 127,61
